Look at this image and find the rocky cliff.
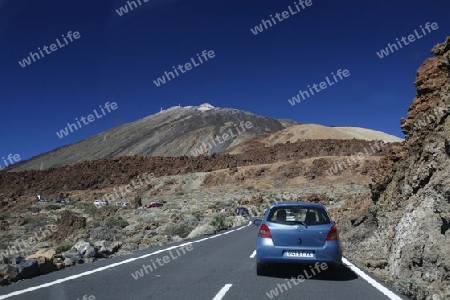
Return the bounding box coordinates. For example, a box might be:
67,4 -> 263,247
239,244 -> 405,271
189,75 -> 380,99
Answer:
351,37 -> 450,300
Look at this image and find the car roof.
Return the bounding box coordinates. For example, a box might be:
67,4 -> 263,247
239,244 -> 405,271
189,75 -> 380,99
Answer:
268,201 -> 326,209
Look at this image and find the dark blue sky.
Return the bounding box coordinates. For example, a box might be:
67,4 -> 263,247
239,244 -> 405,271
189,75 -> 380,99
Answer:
0,0 -> 448,162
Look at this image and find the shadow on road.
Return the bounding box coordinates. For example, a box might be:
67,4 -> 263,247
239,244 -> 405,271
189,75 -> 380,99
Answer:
261,264 -> 358,281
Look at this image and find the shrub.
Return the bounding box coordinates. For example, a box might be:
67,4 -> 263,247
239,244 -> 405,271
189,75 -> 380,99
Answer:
103,205 -> 118,214
91,227 -> 123,241
209,213 -> 233,232
250,207 -> 258,216
75,202 -> 97,214
186,210 -> 204,220
104,216 -> 129,229
163,217 -> 198,238
208,201 -> 227,210
166,204 -> 181,210
27,206 -> 41,213
90,220 -> 101,228
43,204 -> 61,211
23,215 -> 48,227
394,278 -> 429,300
163,223 -> 192,238
55,242 -> 74,254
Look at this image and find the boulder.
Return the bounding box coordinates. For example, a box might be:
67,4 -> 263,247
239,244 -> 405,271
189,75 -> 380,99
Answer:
72,240 -> 97,258
11,256 -> 24,265
26,249 -> 57,274
54,262 -> 64,270
63,257 -> 75,267
62,250 -> 83,262
0,264 -> 19,281
18,259 -> 39,279
26,249 -> 56,261
0,277 -> 8,286
93,240 -> 121,256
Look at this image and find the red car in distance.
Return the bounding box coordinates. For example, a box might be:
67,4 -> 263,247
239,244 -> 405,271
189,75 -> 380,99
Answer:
146,202 -> 163,208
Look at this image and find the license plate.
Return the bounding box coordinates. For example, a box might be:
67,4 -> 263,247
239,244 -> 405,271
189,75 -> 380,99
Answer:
285,251 -> 314,257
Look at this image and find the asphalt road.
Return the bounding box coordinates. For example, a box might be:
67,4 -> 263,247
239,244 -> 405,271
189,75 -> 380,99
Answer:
0,221 -> 407,300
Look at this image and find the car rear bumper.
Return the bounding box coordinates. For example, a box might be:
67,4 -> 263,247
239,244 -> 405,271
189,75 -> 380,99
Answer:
256,239 -> 342,266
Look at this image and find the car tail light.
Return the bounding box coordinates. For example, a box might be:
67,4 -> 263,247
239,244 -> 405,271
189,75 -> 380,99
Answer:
258,224 -> 272,239
326,225 -> 339,241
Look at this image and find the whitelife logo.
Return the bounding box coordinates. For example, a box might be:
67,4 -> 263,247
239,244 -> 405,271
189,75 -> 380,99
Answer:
413,91 -> 450,130
0,153 -> 21,170
265,262 -> 328,298
288,69 -> 350,106
55,102 -> 118,139
153,50 -> 216,87
76,295 -> 95,300
189,121 -> 254,156
0,224 -> 58,260
18,31 -> 81,68
104,172 -> 155,203
325,140 -> 388,176
115,0 -> 149,16
131,244 -> 194,280
376,22 -> 439,59
413,105 -> 449,130
250,0 -> 313,35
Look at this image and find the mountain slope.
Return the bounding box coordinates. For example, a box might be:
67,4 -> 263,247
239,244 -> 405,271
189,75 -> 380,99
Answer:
9,104 -> 293,171
264,124 -> 403,144
8,103 -> 403,172
225,124 -> 403,155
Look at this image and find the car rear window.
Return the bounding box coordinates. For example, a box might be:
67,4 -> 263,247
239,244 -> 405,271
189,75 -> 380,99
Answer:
267,206 -> 331,225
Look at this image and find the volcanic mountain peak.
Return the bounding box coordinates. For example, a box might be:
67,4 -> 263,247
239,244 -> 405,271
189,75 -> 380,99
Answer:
156,103 -> 216,115
10,105 -> 292,171
9,102 -> 402,172
197,103 -> 215,111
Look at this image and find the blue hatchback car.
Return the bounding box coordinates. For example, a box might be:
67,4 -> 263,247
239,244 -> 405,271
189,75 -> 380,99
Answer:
254,202 -> 342,275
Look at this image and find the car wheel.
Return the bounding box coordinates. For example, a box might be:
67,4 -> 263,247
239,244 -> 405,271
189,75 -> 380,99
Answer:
256,262 -> 267,276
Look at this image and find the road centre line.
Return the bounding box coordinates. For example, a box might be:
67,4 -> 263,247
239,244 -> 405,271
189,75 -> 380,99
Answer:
212,284 -> 233,300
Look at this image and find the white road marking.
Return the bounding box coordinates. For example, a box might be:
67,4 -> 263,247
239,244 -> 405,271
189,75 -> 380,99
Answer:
212,284 -> 233,300
0,222 -> 252,299
342,258 -> 402,300
248,253 -> 400,298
